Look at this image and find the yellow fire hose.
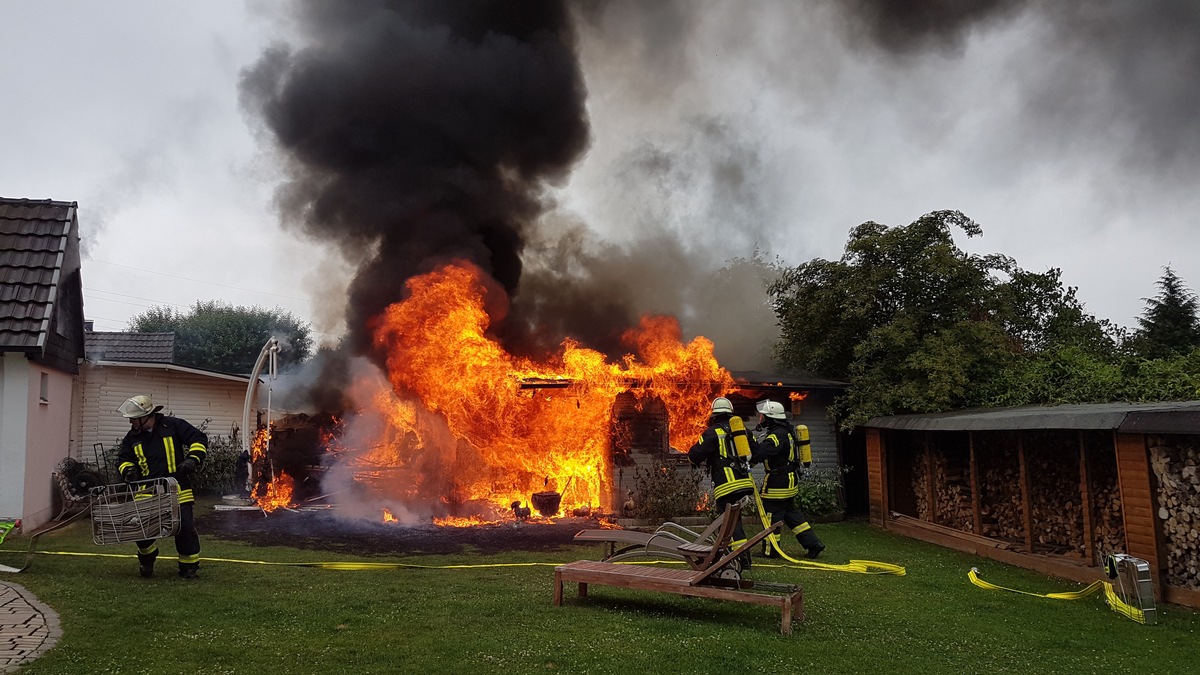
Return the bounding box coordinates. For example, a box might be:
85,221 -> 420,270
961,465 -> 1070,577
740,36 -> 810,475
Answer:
967,567 -> 1147,624
748,471 -> 906,576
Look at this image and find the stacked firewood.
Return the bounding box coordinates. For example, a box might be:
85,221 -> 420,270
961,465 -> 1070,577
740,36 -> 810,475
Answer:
932,453 -> 974,532
1027,448 -> 1085,555
1086,444 -> 1125,567
978,465 -> 1024,542
1089,481 -> 1125,565
909,448 -> 974,532
1149,441 -> 1200,590
912,452 -> 931,522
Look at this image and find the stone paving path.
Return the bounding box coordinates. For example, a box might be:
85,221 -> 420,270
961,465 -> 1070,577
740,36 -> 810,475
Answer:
0,581 -> 60,673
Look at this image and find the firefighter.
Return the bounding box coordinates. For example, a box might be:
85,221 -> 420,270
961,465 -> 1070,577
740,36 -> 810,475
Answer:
751,399 -> 825,558
116,394 -> 208,579
688,396 -> 756,569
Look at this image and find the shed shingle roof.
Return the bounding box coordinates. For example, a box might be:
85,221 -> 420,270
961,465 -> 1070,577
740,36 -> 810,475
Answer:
0,197 -> 76,350
85,331 -> 176,363
864,401 -> 1200,434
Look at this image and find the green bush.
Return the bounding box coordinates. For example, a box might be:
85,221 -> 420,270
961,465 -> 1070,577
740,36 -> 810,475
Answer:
191,434 -> 243,496
631,457 -> 705,521
795,466 -> 849,516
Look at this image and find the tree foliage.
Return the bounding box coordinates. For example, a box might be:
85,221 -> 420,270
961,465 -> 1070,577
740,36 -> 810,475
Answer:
1129,266 -> 1200,359
770,210 -> 1121,429
128,301 -> 312,375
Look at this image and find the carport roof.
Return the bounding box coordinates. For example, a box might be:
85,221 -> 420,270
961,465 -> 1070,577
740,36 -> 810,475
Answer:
863,401 -> 1200,434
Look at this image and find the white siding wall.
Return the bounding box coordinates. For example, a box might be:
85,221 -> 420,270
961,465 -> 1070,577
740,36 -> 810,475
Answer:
72,362 -> 253,462
791,391 -> 840,470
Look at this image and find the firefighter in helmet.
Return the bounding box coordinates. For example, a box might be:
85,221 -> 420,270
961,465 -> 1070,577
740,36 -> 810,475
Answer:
751,399 -> 825,558
115,394 -> 208,579
688,396 -> 756,568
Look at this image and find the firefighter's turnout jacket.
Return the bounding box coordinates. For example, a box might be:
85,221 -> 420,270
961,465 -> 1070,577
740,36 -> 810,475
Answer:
117,415 -> 208,504
752,418 -> 801,499
687,414 -> 755,499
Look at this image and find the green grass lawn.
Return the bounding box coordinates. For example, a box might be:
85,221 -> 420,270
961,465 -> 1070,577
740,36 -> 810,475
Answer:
4,505 -> 1197,674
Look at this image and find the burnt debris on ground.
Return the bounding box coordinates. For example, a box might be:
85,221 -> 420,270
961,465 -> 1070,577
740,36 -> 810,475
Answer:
198,509 -> 603,557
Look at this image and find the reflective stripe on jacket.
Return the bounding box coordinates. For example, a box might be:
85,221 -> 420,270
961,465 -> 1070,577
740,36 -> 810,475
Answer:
753,421 -> 799,499
117,415 -> 208,504
688,417 -> 755,499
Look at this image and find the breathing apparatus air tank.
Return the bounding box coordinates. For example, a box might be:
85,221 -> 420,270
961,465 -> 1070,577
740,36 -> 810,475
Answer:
729,415 -> 752,458
794,424 -> 812,467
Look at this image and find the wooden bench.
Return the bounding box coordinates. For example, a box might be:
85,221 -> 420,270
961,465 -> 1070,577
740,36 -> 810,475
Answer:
555,505 -> 804,634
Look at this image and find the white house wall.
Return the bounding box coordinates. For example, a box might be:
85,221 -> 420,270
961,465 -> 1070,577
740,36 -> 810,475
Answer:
0,354 -> 73,531
0,352 -> 29,521
23,364 -> 74,530
72,362 -> 254,463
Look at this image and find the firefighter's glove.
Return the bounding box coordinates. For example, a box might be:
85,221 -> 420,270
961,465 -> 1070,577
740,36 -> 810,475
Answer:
121,467 -> 138,484
180,458 -> 199,476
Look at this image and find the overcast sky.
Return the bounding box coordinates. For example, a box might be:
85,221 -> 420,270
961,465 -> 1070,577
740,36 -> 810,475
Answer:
3,1 -> 1198,355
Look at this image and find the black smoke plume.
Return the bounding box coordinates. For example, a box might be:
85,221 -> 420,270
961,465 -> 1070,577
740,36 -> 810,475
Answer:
240,0 -> 593,373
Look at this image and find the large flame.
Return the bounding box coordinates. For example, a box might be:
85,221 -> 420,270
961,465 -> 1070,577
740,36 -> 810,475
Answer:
256,259 -> 731,521
361,260 -> 729,519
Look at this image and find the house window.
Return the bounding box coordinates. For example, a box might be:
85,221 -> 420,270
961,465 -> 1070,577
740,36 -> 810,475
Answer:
40,373 -> 50,404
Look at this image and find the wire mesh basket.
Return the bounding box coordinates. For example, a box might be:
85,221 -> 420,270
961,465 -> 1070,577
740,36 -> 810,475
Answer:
90,478 -> 181,545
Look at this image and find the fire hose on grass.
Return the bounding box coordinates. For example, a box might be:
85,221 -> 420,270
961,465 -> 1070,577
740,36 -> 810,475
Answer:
732,415 -> 904,576
968,555 -> 1156,625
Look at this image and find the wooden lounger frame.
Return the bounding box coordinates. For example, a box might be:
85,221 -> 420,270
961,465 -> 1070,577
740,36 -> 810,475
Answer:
554,504 -> 805,634
571,508 -> 732,563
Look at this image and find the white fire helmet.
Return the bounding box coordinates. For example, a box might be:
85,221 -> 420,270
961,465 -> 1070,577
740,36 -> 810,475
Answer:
756,399 -> 787,420
117,394 -> 163,419
711,397 -> 734,415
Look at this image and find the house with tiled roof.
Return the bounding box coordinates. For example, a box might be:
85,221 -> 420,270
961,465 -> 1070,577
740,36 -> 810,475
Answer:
73,330 -> 256,467
0,198 -> 86,530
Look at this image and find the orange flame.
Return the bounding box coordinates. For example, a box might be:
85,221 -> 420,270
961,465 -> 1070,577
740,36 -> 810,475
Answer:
789,391 -> 808,401
433,515 -> 491,528
249,427 -> 295,512
257,473 -> 294,513
359,260 -> 730,517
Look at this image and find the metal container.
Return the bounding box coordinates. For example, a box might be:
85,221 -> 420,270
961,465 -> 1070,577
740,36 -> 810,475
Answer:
530,490 -> 562,517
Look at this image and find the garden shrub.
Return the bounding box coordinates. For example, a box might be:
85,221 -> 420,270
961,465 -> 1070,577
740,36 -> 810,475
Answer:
796,466 -> 849,516
631,457 -> 705,521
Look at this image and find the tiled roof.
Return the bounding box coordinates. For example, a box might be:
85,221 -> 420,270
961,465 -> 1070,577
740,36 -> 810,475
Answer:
84,331 -> 176,363
0,198 -> 77,350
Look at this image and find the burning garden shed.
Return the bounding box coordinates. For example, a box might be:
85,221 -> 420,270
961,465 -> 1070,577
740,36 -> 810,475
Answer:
863,401 -> 1200,609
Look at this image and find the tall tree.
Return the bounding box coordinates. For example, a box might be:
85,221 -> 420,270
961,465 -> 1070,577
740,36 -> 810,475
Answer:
128,301 -> 312,374
1132,266 -> 1200,359
769,210 -> 1117,428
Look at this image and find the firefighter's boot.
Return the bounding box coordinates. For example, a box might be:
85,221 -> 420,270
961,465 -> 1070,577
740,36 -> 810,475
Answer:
178,562 -> 200,580
797,529 -> 825,559
137,549 -> 157,578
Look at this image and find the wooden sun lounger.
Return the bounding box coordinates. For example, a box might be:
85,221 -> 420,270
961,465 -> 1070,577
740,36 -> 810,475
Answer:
554,504 -> 805,635
571,509 -> 732,563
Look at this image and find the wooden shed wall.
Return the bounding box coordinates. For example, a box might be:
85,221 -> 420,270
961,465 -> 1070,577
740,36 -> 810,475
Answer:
1114,432 -> 1160,585
867,428 -> 887,526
